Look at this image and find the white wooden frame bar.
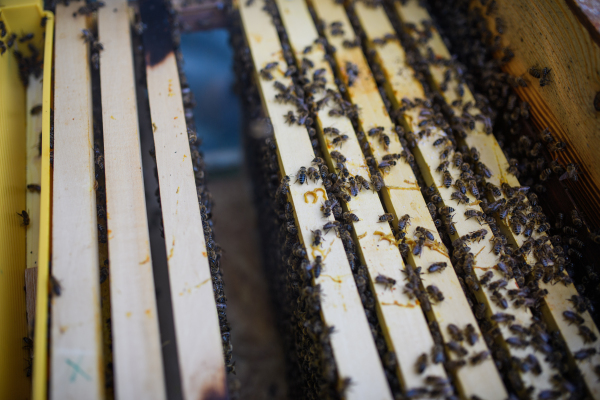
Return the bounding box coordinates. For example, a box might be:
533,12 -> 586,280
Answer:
240,2 -> 393,399
141,5 -> 228,400
309,1 -> 509,398
275,0 -> 449,393
393,0 -> 600,396
51,3 -> 104,399
98,1 -> 167,399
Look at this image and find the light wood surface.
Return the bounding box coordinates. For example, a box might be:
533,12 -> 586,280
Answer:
51,3 -> 104,399
142,10 -> 228,400
276,0 -> 449,392
483,0 -> 600,226
240,2 -> 393,399
98,2 -> 166,399
394,0 -> 600,396
26,76 -> 43,272
310,1 -> 508,398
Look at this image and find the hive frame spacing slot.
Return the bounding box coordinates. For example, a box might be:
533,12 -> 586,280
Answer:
392,0 -> 600,396
275,0 -> 451,393
51,3 -> 104,399
239,2 -> 393,398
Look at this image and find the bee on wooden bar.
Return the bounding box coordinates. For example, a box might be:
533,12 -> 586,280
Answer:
442,171 -> 453,188
322,221 -> 341,234
447,341 -> 468,357
17,210 -> 30,226
427,285 -> 444,302
464,324 -> 479,345
415,353 -> 428,374
491,312 -> 515,324
371,174 -> 384,191
50,275 -> 62,297
465,275 -> 480,292
559,163 -> 578,181
540,68 -> 552,87
6,33 -> 16,49
378,213 -> 394,223
312,229 -> 323,247
416,226 -> 435,241
284,111 -> 296,125
27,184 -> 41,193
563,310 -> 584,325
355,175 -> 370,191
276,176 -> 290,196
574,347 -> 597,361
447,324 -> 464,342
295,167 -> 307,184
375,274 -> 396,290
332,135 -> 349,148
437,161 -> 449,173
470,350 -> 490,365
451,191 -> 469,204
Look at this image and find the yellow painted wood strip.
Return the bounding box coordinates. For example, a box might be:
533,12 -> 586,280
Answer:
310,1 -> 508,398
51,3 -> 104,399
348,1 -> 560,395
393,1 -> 600,396
140,5 -> 229,400
240,2 -> 392,398
98,1 -> 167,399
275,0 -> 448,392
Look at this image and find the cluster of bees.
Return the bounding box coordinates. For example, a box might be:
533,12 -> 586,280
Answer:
236,0 -> 600,398
0,21 -> 45,86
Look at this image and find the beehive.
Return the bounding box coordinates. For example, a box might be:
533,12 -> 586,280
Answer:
1,0 -> 599,399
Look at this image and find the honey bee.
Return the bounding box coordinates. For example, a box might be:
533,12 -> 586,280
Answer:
415,353 -> 428,374
559,163 -> 578,181
378,213 -> 394,223
446,341 -> 468,357
451,191 -> 469,204
312,229 -> 323,247
428,262 -> 447,274
322,221 -> 341,234
355,175 -> 370,191
447,324 -> 464,342
427,285 -> 444,302
17,210 -> 30,226
398,214 -> 411,231
490,312 -> 515,323
486,182 -> 501,197
332,135 -> 349,147
50,275 -> 62,297
470,350 -> 490,365
342,212 -> 360,223
375,273 -> 397,290
563,310 -> 584,325
437,161 -> 449,172
465,324 -> 479,345
284,111 -> 296,125
574,348 -> 597,361
578,326 -> 597,343
27,184 -> 41,193
442,171 -> 453,188
309,256 -> 324,278
539,67 -> 552,87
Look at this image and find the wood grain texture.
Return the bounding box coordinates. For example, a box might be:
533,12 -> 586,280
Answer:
310,1 -> 508,397
51,4 -> 104,399
276,0 -> 449,392
472,0 -> 600,227
240,2 -> 393,399
143,12 -> 228,400
98,2 -> 166,399
395,0 -> 600,396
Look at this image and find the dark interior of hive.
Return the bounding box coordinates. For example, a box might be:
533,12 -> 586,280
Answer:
3,0 -> 600,399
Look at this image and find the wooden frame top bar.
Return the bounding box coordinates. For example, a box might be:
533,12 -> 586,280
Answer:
51,3 -> 104,399
140,0 -> 227,397
99,1 -> 167,398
